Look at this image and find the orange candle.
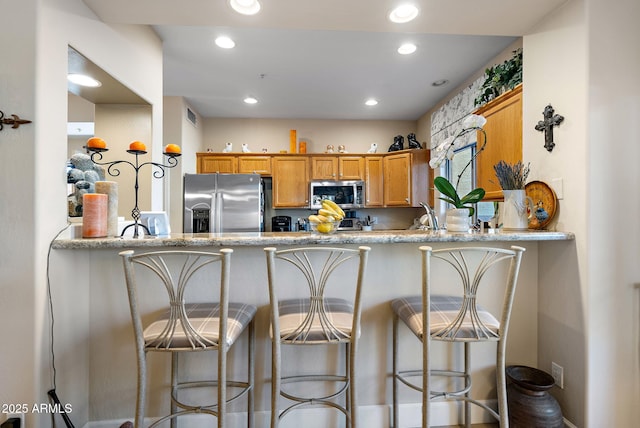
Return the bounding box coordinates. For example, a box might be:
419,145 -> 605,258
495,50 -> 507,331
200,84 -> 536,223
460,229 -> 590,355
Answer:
289,129 -> 297,153
299,140 -> 307,153
82,193 -> 108,238
95,181 -> 118,237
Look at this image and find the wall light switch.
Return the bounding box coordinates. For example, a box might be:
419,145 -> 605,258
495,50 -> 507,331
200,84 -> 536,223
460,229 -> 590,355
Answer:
550,178 -> 563,200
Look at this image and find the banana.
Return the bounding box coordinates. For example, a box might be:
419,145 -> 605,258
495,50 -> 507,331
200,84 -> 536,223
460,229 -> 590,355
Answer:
309,214 -> 331,223
319,208 -> 342,220
322,199 -> 345,218
320,202 -> 338,217
319,203 -> 344,220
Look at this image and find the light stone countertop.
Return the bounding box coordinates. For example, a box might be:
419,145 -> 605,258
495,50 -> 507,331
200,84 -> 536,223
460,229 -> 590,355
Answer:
52,228 -> 574,250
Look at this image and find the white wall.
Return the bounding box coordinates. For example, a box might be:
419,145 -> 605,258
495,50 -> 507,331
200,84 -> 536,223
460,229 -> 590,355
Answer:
163,96 -> 204,232
585,0 -> 640,425
523,0 -> 589,425
94,104 -> 153,219
0,1 -> 39,424
203,117 -> 417,155
525,0 -> 640,426
0,0 -> 163,426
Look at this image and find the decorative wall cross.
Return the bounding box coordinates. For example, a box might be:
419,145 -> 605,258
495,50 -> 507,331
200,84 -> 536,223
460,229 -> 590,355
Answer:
535,104 -> 564,152
1,110 -> 32,131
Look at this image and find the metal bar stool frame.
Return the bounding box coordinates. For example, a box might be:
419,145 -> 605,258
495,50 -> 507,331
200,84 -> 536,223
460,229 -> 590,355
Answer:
392,245 -> 525,428
264,246 -> 370,428
120,249 -> 256,428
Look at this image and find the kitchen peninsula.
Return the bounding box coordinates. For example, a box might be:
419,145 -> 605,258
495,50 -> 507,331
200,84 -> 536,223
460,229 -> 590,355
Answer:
53,228 -> 572,249
49,228 -> 573,427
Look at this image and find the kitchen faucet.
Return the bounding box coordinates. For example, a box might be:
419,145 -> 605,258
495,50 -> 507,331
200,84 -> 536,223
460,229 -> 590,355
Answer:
419,202 -> 440,230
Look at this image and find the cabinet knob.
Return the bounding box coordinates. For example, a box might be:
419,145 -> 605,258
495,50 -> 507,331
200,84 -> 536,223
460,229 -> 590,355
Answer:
405,198 -> 410,202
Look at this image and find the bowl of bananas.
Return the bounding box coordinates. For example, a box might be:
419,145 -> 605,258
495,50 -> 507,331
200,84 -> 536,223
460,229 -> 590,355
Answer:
308,199 -> 345,234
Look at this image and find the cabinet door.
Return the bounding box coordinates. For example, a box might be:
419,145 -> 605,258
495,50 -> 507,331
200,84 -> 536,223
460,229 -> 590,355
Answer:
364,156 -> 384,207
311,156 -> 338,179
272,157 -> 310,207
197,155 -> 237,173
238,156 -> 272,175
338,156 -> 364,180
474,84 -> 523,200
383,153 -> 411,206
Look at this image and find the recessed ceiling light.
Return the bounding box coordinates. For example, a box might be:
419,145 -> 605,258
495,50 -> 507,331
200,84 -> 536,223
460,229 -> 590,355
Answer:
244,97 -> 258,104
365,99 -> 378,106
397,43 -> 417,55
388,4 -> 419,23
67,74 -> 102,88
230,0 -> 261,15
215,36 -> 236,49
431,79 -> 449,87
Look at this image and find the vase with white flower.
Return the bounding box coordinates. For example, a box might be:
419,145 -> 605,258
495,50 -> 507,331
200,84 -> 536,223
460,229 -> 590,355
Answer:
493,160 -> 533,230
430,114 -> 487,232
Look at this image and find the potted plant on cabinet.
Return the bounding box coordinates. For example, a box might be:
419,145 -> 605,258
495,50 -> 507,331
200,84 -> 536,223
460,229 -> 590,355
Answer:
475,48 -> 523,107
430,114 -> 487,232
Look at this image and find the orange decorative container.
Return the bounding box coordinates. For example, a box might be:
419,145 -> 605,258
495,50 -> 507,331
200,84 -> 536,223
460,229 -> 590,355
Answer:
299,140 -> 307,153
289,129 -> 297,153
82,193 -> 108,238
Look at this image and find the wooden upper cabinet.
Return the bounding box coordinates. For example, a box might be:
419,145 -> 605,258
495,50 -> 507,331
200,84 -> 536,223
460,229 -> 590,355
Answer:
197,154 -> 237,173
338,156 -> 364,180
364,156 -> 384,207
237,155 -> 272,175
474,84 -> 523,200
383,150 -> 428,207
311,156 -> 338,179
272,156 -> 310,208
196,150 -> 429,208
310,155 -> 364,180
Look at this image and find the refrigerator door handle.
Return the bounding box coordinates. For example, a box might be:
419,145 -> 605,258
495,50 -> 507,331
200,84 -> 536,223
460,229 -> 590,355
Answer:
209,192 -> 219,233
213,192 -> 223,233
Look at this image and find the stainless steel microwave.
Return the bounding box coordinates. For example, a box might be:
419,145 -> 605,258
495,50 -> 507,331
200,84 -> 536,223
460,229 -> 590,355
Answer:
309,180 -> 365,210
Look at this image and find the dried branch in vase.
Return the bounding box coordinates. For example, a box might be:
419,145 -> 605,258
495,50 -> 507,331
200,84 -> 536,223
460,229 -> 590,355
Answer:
493,160 -> 530,190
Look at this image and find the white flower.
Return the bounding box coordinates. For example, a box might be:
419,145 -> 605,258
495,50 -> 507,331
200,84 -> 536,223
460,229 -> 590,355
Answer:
461,114 -> 487,129
429,135 -> 455,168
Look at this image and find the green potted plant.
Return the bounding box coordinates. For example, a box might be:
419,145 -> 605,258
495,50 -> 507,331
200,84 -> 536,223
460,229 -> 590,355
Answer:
430,114 -> 487,232
434,176 -> 485,217
475,48 -> 523,107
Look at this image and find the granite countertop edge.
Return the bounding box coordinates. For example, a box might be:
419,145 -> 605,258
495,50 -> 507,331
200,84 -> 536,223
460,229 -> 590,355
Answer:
52,229 -> 575,250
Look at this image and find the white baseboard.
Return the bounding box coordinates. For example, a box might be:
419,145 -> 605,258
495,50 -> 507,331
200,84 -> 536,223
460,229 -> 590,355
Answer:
84,400 -> 498,428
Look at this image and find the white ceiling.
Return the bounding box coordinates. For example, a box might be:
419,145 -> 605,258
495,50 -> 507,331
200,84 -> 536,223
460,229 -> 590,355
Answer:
82,0 -> 568,120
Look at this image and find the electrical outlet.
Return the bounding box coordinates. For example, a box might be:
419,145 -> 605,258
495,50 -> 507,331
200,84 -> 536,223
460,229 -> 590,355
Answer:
551,362 -> 564,389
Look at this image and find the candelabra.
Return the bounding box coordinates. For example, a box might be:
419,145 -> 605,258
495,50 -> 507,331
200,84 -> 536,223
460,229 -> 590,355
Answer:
87,146 -> 180,238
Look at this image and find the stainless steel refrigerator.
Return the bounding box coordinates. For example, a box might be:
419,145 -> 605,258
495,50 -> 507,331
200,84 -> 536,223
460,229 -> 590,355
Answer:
183,173 -> 264,233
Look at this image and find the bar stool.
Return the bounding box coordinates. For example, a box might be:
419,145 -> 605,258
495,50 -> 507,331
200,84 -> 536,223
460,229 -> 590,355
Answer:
264,246 -> 370,428
119,249 -> 256,428
392,245 -> 525,427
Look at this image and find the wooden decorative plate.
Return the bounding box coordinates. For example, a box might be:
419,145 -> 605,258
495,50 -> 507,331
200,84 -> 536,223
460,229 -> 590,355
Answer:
525,180 -> 557,229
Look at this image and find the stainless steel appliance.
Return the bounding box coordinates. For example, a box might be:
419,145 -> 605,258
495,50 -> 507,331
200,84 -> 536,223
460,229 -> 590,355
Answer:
309,180 -> 365,210
183,173 -> 264,233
